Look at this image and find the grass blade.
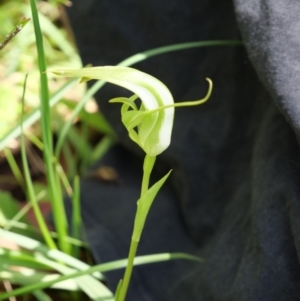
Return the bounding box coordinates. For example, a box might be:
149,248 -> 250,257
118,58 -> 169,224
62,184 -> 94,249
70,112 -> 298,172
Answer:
0,17 -> 30,51
32,290 -> 52,301
34,254 -> 113,300
0,251 -> 202,300
3,219 -> 86,247
0,270 -> 79,291
29,0 -> 69,253
119,40 -> 243,66
3,148 -> 25,189
0,228 -> 112,300
0,248 -> 51,270
72,175 -> 81,258
0,229 -> 102,280
20,74 -> 56,249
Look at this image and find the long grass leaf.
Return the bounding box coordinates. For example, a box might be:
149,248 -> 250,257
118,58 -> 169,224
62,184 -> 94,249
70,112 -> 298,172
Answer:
119,40 -> 243,66
54,162 -> 73,197
72,175 -> 81,258
0,233 -> 107,297
61,141 -> 77,178
20,74 -> 56,249
29,0 -> 69,253
0,270 -> 79,291
0,252 -> 202,300
34,254 -> 113,300
0,229 -> 102,279
32,290 -> 53,301
3,148 -> 25,189
0,192 -> 27,229
24,132 -> 74,198
0,248 -> 51,270
3,220 -> 86,247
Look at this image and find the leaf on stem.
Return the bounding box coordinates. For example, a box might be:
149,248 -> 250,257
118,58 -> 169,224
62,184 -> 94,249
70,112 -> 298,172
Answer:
132,170 -> 172,241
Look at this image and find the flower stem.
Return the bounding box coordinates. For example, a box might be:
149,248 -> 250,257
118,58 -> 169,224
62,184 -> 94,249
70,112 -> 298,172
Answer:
141,155 -> 156,197
116,239 -> 138,301
117,154 -> 156,301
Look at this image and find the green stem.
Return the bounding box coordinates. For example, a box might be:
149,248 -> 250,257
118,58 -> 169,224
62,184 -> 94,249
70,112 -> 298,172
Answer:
117,154 -> 156,301
141,155 -> 156,197
117,240 -> 138,301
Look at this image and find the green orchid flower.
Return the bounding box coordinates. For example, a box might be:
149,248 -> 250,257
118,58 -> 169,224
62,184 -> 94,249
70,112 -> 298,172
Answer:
50,66 -> 212,156
50,65 -> 212,301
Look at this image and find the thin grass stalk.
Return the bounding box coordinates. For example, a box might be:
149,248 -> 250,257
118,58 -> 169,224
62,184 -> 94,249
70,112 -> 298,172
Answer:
54,162 -> 73,197
71,175 -> 81,258
3,198 -> 44,232
32,290 -> 52,301
26,133 -> 73,198
61,142 -> 76,178
20,74 -> 56,249
29,0 -> 69,253
80,119 -> 91,172
26,133 -> 44,150
3,148 -> 25,190
3,219 -> 86,247
119,40 -> 243,66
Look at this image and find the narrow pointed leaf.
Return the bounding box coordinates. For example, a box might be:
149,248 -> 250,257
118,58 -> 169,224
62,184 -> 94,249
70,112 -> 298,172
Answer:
132,170 -> 172,241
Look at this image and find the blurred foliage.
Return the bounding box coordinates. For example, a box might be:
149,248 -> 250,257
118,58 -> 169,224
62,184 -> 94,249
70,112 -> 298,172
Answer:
0,0 -> 82,138
0,0 -> 116,192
